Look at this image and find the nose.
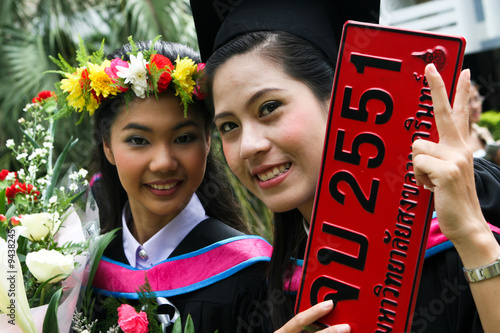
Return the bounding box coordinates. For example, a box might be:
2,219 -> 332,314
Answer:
239,125 -> 271,159
149,144 -> 178,173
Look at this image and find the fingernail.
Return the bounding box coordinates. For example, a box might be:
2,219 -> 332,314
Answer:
463,68 -> 471,79
427,63 -> 437,73
322,299 -> 334,309
336,324 -> 351,333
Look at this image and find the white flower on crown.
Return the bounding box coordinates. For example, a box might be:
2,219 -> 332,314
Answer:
116,52 -> 148,98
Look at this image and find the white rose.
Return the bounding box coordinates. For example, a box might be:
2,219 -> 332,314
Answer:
19,213 -> 54,241
26,249 -> 75,283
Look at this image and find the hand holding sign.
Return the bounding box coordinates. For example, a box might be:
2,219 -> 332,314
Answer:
276,300 -> 350,333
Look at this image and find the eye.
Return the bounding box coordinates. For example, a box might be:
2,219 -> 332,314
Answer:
127,137 -> 149,146
175,133 -> 195,144
219,122 -> 238,134
260,101 -> 282,117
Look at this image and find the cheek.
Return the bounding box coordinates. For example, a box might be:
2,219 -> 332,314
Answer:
222,140 -> 245,177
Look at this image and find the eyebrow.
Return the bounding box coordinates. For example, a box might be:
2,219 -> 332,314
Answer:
214,88 -> 284,122
122,123 -> 152,132
245,88 -> 283,109
122,120 -> 199,132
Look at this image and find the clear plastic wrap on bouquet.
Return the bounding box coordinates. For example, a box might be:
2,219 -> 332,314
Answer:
0,191 -> 100,332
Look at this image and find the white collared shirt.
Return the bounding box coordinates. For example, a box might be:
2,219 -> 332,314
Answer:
122,194 -> 208,268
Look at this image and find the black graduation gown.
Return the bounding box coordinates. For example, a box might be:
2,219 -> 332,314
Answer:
94,218 -> 270,333
409,158 -> 500,332
411,233 -> 500,332
287,158 -> 500,332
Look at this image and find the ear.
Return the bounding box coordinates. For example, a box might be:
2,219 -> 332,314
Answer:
103,141 -> 116,165
205,134 -> 211,154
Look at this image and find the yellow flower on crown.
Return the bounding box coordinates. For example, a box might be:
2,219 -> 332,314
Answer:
60,67 -> 87,112
172,55 -> 198,97
88,60 -> 121,99
60,66 -> 101,116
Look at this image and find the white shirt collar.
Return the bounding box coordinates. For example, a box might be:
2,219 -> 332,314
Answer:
122,194 -> 208,268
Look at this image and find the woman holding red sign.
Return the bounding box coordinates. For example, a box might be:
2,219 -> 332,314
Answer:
191,0 -> 500,332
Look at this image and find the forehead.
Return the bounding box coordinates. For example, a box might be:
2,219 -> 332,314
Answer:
470,84 -> 480,96
212,52 -> 297,109
113,92 -> 203,127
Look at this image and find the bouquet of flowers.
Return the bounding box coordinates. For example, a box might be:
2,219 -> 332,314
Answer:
0,91 -> 92,332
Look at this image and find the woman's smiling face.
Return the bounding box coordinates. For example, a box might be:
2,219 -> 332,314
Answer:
103,92 -> 210,224
212,52 -> 329,219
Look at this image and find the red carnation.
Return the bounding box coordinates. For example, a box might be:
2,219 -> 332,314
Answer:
148,54 -> 174,93
0,169 -> 15,181
32,91 -> 55,104
6,182 -> 40,204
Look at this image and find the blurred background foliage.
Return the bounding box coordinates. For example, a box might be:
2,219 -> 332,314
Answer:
0,0 -> 272,240
479,110 -> 500,141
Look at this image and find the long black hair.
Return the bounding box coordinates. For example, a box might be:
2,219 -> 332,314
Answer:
205,31 -> 335,328
92,40 -> 249,235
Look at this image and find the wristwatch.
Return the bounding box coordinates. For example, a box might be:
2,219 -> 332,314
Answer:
463,256 -> 500,283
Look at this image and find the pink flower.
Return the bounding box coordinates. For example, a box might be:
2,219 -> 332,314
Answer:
0,214 -> 6,223
105,58 -> 129,92
193,63 -> 207,100
117,304 -> 149,333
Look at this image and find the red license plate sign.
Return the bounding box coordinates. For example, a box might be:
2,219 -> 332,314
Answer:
295,21 -> 465,332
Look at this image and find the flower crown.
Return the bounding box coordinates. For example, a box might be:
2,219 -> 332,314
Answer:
50,36 -> 206,120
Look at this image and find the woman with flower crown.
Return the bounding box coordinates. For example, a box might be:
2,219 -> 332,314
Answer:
190,0 -> 500,332
55,38 -> 272,332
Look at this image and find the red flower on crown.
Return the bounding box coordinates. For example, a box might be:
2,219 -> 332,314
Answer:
6,182 -> 40,204
147,54 -> 174,93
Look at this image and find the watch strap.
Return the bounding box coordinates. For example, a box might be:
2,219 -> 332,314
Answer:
463,256 -> 500,283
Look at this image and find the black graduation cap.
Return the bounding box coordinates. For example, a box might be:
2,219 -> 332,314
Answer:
190,0 -> 380,63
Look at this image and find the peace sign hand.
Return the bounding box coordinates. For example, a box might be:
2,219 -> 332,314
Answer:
412,63 -> 487,247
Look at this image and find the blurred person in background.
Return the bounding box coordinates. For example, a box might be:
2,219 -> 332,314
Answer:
469,80 -> 494,157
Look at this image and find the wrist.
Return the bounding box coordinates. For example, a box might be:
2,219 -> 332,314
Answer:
453,219 -> 500,269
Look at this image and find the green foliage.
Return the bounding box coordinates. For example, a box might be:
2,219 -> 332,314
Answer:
0,0 -> 274,242
211,132 -> 273,241
43,288 -> 63,333
0,0 -> 198,173
478,110 -> 500,140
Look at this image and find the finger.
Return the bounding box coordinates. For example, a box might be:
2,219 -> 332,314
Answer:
451,68 -> 471,142
276,300 -> 335,333
319,324 -> 351,333
425,64 -> 461,146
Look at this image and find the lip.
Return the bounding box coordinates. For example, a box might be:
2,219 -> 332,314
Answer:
145,180 -> 182,197
252,163 -> 291,189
